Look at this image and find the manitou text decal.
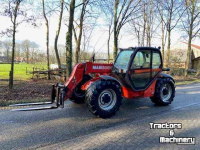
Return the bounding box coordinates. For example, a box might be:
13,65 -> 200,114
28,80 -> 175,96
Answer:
149,122 -> 195,145
92,66 -> 112,70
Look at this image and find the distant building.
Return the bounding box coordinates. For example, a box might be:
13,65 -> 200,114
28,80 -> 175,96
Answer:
166,42 -> 200,70
15,57 -> 25,63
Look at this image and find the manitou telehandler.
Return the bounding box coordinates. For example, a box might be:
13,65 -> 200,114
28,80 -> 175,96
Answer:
11,47 -> 175,118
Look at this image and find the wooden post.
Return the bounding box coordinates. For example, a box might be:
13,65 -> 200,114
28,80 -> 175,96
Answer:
49,69 -> 51,80
32,67 -> 34,79
37,70 -> 39,80
9,71 -> 12,89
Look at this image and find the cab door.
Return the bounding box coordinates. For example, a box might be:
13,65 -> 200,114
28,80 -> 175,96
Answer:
128,49 -> 162,91
128,50 -> 152,90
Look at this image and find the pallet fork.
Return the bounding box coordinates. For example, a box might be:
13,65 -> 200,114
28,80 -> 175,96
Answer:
10,84 -> 66,111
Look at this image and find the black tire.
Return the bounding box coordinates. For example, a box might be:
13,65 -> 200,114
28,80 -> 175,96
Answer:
85,80 -> 122,118
150,78 -> 175,106
70,75 -> 92,104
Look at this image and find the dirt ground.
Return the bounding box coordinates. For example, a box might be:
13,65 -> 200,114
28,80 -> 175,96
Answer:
0,79 -> 57,102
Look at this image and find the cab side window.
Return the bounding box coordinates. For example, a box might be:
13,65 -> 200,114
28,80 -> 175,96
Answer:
152,52 -> 161,69
131,50 -> 151,69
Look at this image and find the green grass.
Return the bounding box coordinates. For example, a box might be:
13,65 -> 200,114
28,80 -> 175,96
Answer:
0,63 -> 47,80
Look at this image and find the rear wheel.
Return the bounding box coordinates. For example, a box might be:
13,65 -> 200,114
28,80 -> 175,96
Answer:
86,80 -> 122,118
150,78 -> 175,106
70,75 -> 91,104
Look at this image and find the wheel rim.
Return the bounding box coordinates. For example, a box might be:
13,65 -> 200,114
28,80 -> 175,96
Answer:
98,89 -> 117,111
161,83 -> 172,102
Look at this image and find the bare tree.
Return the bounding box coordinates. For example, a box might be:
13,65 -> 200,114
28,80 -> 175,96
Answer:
15,43 -> 21,60
182,0 -> 200,76
113,0 -> 141,59
141,0 -> 147,46
66,0 -> 75,77
22,40 -> 30,64
145,0 -> 154,47
10,0 -> 19,88
54,0 -> 64,69
73,0 -> 90,64
57,44 -> 66,64
130,20 -> 141,46
161,1 -> 166,60
99,0 -> 114,63
129,2 -> 145,47
3,40 -> 12,63
0,0 -> 20,88
79,21 -> 97,61
21,40 -> 38,63
128,0 -> 159,49
30,41 -> 39,63
0,0 -> 36,89
152,0 -> 167,59
139,0 -> 158,47
156,0 -> 185,67
50,46 -> 56,64
42,0 -> 50,79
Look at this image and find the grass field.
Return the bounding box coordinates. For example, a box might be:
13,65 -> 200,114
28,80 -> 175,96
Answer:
0,63 -> 47,80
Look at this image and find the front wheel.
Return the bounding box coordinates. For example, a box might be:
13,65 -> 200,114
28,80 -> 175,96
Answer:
86,80 -> 122,118
150,78 -> 175,106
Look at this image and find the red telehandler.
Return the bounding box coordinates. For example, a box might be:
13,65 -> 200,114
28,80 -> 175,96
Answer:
11,47 -> 175,118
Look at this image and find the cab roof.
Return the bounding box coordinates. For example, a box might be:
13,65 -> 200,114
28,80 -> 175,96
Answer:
120,47 -> 161,51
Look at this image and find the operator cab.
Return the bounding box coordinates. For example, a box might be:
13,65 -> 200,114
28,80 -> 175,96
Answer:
112,47 -> 163,91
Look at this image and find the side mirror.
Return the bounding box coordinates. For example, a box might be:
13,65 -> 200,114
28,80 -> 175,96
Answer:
162,68 -> 170,71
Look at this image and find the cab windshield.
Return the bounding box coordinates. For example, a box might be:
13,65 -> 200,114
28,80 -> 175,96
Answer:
113,50 -> 134,72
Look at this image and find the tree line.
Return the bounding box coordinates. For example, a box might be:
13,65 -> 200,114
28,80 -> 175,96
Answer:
0,0 -> 200,89
0,39 -> 60,64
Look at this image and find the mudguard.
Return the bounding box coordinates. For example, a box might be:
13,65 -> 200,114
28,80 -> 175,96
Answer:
158,73 -> 175,83
100,75 -> 122,86
81,75 -> 122,91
